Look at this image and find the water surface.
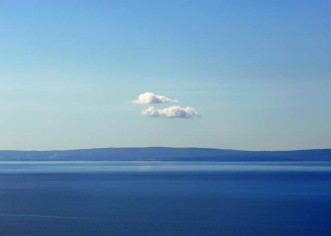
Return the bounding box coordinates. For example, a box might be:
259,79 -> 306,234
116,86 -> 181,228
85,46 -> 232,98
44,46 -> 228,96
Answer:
0,161 -> 330,236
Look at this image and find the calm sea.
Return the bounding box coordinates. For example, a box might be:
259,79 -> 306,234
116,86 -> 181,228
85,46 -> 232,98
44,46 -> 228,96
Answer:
0,161 -> 331,236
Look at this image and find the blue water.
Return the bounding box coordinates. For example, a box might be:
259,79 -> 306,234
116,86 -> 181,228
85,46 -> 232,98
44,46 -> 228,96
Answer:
0,161 -> 331,236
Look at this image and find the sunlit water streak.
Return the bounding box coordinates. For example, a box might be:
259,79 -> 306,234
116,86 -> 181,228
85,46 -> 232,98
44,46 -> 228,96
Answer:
1,161 -> 331,173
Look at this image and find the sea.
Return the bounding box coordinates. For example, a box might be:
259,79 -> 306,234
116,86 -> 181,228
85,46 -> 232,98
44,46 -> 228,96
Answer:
0,161 -> 330,236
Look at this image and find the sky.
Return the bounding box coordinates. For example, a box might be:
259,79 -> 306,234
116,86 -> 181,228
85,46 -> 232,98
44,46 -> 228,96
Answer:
0,0 -> 330,151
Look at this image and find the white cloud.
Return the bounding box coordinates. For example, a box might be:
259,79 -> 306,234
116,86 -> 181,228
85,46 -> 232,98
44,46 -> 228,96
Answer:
132,92 -> 178,104
141,106 -> 200,119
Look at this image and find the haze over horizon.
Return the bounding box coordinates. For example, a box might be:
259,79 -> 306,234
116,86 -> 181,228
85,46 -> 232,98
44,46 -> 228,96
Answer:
1,0 -> 330,151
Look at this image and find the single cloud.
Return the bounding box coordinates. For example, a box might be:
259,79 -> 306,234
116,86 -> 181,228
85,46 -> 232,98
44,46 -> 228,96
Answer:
132,92 -> 178,104
141,106 -> 200,119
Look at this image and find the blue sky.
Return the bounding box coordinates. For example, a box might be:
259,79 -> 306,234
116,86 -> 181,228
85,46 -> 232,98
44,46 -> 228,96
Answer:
0,0 -> 330,150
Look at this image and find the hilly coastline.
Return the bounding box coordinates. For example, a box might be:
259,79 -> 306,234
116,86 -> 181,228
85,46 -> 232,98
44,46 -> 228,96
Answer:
0,147 -> 330,161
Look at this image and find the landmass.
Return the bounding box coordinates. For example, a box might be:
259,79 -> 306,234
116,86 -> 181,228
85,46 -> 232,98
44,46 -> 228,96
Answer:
0,147 -> 330,161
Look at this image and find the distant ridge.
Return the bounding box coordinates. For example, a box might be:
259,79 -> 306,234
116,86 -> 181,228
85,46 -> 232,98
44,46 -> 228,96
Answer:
0,147 -> 330,161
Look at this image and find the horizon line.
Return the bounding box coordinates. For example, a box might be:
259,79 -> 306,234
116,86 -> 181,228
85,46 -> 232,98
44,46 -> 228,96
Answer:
0,146 -> 330,152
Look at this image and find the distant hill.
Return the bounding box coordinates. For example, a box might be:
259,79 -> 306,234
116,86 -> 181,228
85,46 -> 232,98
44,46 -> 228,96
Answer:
0,147 -> 330,161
